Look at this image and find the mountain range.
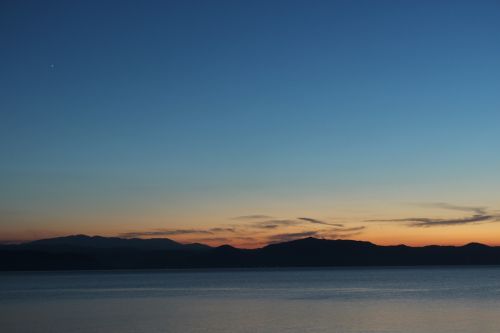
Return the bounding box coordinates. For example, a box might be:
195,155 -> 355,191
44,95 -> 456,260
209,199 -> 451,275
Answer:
1,235 -> 499,270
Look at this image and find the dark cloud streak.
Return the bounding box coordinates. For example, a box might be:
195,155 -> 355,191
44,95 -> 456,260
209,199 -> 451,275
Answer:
209,227 -> 236,233
418,202 -> 487,215
267,231 -> 319,243
331,226 -> 365,232
298,217 -> 344,227
367,203 -> 500,228
232,215 -> 273,220
368,210 -> 498,228
250,219 -> 302,229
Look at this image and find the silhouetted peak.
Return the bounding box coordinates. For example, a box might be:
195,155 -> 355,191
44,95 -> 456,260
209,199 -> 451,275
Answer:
184,242 -> 212,250
464,242 -> 489,248
266,237 -> 375,249
216,244 -> 237,250
386,244 -> 410,249
58,234 -> 92,240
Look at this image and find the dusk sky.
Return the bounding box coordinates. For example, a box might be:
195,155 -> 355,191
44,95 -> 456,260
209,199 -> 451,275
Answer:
1,0 -> 500,247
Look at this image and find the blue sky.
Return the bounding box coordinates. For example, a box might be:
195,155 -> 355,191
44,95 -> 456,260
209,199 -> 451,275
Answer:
1,0 -> 500,245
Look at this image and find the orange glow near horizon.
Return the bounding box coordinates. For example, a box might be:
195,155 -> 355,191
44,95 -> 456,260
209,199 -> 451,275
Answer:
2,202 -> 500,248
4,221 -> 500,249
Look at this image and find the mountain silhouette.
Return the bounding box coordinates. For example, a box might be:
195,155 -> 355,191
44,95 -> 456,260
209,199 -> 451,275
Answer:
22,234 -> 211,252
1,235 -> 500,270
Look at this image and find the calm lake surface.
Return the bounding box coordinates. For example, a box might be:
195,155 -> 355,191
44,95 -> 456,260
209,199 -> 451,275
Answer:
1,267 -> 500,333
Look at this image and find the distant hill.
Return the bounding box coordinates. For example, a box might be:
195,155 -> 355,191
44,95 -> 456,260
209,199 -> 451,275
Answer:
20,234 -> 211,252
1,236 -> 500,271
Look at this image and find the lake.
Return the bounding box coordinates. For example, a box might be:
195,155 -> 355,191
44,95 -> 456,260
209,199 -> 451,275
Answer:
1,267 -> 500,332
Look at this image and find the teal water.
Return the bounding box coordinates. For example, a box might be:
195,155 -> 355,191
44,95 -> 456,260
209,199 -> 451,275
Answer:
1,267 -> 500,332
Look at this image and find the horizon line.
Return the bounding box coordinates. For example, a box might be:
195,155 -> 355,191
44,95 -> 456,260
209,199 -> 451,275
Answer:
2,234 -> 498,249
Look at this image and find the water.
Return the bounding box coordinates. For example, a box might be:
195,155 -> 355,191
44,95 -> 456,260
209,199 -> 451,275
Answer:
1,267 -> 500,333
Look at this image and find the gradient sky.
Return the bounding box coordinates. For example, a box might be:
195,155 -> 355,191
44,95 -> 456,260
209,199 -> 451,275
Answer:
1,0 -> 500,247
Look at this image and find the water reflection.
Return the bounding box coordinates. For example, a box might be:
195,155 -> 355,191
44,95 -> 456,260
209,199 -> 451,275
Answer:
1,267 -> 500,333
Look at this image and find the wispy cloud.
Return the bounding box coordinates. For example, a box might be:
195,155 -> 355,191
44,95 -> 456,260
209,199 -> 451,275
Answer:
232,215 -> 273,220
368,202 -> 499,227
249,217 -> 346,229
250,219 -> 302,229
119,214 -> 365,246
318,225 -> 366,240
298,217 -> 344,227
330,226 -> 366,232
195,237 -> 230,243
417,202 -> 487,215
369,215 -> 494,227
267,231 -> 319,243
257,224 -> 279,229
120,226 -> 238,238
120,229 -> 214,238
209,227 -> 236,233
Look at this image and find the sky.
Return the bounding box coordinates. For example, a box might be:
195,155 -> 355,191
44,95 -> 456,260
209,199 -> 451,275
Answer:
1,0 -> 500,247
